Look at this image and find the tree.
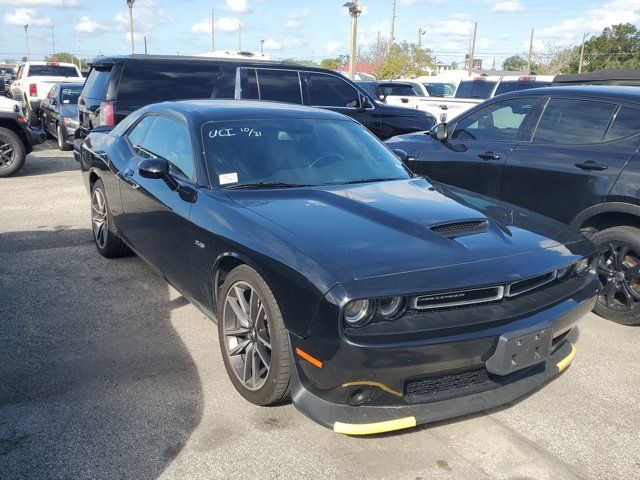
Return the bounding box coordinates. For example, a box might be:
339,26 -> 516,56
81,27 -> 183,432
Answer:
568,23 -> 640,72
502,55 -> 528,72
320,56 -> 348,71
281,58 -> 319,67
44,52 -> 88,71
533,43 -> 575,74
376,41 -> 434,79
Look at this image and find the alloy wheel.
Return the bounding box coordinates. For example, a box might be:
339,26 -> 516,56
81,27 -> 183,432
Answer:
57,125 -> 64,149
0,141 -> 15,169
222,281 -> 272,391
91,188 -> 108,249
597,242 -> 640,312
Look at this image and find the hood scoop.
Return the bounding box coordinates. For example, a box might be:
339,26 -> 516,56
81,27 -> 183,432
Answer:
430,219 -> 488,238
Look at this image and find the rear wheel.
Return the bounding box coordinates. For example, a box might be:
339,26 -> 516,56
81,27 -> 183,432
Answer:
0,127 -> 26,177
91,179 -> 131,258
217,265 -> 291,405
592,226 -> 640,325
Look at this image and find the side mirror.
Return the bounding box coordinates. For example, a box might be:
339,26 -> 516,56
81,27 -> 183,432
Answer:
138,157 -> 168,179
360,94 -> 374,109
429,123 -> 449,141
393,149 -> 409,163
50,98 -> 57,107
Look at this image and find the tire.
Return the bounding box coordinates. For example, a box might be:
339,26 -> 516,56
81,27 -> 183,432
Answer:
57,124 -> 71,151
25,102 -> 37,124
592,226 -> 640,325
91,179 -> 131,258
0,127 -> 26,177
217,265 -> 291,405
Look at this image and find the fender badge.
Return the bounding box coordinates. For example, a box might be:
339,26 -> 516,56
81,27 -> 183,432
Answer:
194,240 -> 206,249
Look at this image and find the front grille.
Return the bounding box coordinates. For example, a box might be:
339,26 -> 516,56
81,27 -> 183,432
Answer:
404,367 -> 494,402
430,219 -> 488,237
507,271 -> 557,297
413,286 -> 504,310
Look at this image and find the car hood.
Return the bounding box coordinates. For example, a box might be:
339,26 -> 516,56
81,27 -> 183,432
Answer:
227,178 -> 582,281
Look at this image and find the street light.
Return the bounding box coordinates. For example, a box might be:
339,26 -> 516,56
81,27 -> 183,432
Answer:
127,0 -> 135,55
343,1 -> 362,81
578,32 -> 591,74
260,39 -> 265,55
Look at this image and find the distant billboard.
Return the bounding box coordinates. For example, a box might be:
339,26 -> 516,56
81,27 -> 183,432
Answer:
472,59 -> 483,70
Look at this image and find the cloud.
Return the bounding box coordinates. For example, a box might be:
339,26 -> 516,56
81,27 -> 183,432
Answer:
430,19 -> 474,36
326,40 -> 343,54
538,0 -> 640,42
0,0 -> 78,5
74,16 -> 108,34
284,8 -> 310,28
359,20 -> 391,45
262,39 -> 281,50
491,1 -> 523,12
224,0 -> 249,13
190,15 -> 240,33
3,8 -> 51,26
401,0 -> 442,4
283,35 -> 304,47
114,0 -> 167,34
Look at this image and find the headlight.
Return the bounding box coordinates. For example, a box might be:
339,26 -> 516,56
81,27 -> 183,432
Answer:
378,296 -> 406,320
575,258 -> 590,275
343,299 -> 374,327
63,117 -> 79,128
556,265 -> 571,279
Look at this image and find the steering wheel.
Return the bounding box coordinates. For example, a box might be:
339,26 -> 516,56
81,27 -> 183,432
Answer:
309,152 -> 346,169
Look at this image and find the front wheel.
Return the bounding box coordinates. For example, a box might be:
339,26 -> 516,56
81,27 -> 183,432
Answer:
91,179 -> 131,258
0,127 -> 26,177
217,265 -> 291,405
592,226 -> 640,325
57,124 -> 70,151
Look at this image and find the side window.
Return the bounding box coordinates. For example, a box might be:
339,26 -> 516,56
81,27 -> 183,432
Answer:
605,106 -> 640,141
255,69 -> 302,104
452,98 -> 538,142
126,116 -> 156,155
305,72 -> 359,107
239,68 -> 259,100
138,116 -> 195,180
533,98 -> 616,144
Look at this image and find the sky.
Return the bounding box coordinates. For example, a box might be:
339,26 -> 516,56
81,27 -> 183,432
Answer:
0,0 -> 639,68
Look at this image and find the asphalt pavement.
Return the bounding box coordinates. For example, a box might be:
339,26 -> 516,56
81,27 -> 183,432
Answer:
1,144 -> 639,480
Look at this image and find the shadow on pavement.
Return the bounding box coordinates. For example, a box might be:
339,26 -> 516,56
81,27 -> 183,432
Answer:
10,143 -> 79,178
0,228 -> 203,479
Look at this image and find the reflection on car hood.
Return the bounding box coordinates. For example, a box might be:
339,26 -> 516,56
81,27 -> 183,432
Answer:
228,177 -> 581,280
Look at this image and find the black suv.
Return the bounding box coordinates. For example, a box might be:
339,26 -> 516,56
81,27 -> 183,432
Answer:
386,86 -> 640,325
77,55 -> 434,144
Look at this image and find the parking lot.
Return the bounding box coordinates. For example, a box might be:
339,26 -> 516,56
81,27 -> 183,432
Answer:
0,144 -> 639,480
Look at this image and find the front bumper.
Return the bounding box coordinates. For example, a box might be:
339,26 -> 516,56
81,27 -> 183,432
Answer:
23,125 -> 46,147
290,278 -> 597,435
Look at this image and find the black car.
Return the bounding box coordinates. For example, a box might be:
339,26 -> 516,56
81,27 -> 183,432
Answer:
386,86 -> 640,325
0,99 -> 47,177
76,55 -> 434,145
80,100 -> 598,434
40,82 -> 82,151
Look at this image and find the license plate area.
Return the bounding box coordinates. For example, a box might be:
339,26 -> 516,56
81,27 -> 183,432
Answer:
485,324 -> 553,376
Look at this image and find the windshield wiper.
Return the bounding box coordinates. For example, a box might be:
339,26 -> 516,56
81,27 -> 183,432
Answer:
339,177 -> 402,185
226,181 -> 311,190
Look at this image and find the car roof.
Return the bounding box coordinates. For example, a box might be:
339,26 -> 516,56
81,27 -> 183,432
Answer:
494,85 -> 640,104
143,99 -> 357,123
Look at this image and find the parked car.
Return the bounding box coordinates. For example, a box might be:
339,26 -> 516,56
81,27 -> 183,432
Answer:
39,83 -> 82,151
80,100 -> 598,434
76,55 -> 434,149
10,61 -> 84,123
386,86 -> 640,325
0,96 -> 47,177
553,68 -> 640,86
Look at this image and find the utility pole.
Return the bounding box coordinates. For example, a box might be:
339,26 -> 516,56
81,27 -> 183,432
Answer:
144,35 -> 148,54
390,0 -> 397,47
77,32 -> 81,70
417,27 -> 426,50
467,22 -> 477,77
578,32 -> 589,74
211,10 -> 215,52
51,25 -> 55,54
527,29 -> 534,74
24,25 -> 30,61
238,23 -> 241,51
127,0 -> 135,55
260,39 -> 265,55
344,1 -> 362,80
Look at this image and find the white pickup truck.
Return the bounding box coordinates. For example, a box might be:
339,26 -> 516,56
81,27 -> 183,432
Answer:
380,75 -> 554,123
10,61 -> 84,122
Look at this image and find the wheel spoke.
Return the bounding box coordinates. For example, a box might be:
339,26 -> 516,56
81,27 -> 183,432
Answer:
257,331 -> 271,349
229,339 -> 251,356
243,343 -> 254,383
621,283 -> 634,307
224,326 -> 251,337
252,347 -> 260,388
255,342 -> 270,366
600,281 -> 617,308
617,245 -> 629,270
226,296 -> 249,326
234,285 -> 250,316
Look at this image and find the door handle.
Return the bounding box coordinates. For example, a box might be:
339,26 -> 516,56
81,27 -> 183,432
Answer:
478,151 -> 502,161
117,168 -> 139,189
123,168 -> 135,180
575,161 -> 608,171
401,98 -> 409,103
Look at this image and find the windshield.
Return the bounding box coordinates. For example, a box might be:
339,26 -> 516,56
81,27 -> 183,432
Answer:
423,83 -> 456,97
28,65 -> 80,77
59,85 -> 82,105
455,80 -> 498,99
202,118 -> 410,188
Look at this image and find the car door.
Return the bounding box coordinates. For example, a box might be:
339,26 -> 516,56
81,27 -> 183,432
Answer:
118,114 -> 200,292
498,97 -> 635,225
413,96 -> 540,197
40,85 -> 56,135
301,71 -> 382,137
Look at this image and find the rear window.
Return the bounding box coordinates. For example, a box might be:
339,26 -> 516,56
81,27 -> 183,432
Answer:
28,65 -> 79,77
117,62 -> 235,103
455,80 -> 497,99
83,67 -> 113,100
378,84 -> 420,96
60,85 -> 82,105
494,81 -> 518,96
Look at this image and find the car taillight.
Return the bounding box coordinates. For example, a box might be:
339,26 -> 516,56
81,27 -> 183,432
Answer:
29,84 -> 37,97
99,101 -> 115,126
